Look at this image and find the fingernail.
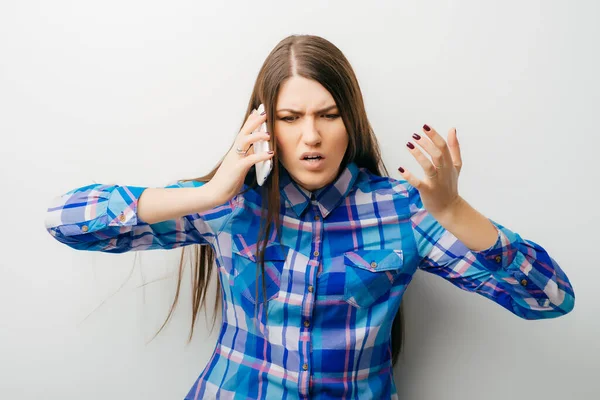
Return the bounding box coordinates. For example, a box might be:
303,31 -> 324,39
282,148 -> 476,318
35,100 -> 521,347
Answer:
406,142 -> 415,149
412,133 -> 421,140
260,110 -> 266,116
423,124 -> 431,132
265,131 -> 270,136
398,167 -> 405,173
268,150 -> 274,154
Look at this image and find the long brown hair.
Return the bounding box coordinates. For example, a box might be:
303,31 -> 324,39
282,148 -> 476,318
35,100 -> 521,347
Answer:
152,34 -> 405,367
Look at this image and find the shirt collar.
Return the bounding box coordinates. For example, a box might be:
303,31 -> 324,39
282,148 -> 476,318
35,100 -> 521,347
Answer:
279,161 -> 360,219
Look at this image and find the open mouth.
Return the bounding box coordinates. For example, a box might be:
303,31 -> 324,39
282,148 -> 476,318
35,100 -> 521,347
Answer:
300,155 -> 326,170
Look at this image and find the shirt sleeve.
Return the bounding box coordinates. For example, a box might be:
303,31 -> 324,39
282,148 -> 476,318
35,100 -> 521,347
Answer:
44,179 -> 237,253
407,184 -> 575,320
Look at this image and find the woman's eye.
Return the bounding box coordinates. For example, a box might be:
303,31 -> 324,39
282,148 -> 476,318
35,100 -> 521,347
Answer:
278,114 -> 339,122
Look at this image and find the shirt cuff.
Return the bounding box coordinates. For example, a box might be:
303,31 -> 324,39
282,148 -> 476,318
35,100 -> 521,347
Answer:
57,185 -> 147,236
470,218 -> 521,271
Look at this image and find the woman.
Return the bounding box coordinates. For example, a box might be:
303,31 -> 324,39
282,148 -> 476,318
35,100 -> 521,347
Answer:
45,34 -> 575,399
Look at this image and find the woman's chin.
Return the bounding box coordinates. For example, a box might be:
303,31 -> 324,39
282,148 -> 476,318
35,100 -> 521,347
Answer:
293,170 -> 335,192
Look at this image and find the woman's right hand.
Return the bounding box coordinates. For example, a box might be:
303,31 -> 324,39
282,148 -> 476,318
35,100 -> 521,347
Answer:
206,105 -> 275,204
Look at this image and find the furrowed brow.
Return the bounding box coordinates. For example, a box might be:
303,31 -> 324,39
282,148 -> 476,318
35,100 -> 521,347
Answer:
277,104 -> 338,114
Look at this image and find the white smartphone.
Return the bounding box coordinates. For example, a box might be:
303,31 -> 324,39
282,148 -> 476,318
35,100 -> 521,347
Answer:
253,104 -> 272,186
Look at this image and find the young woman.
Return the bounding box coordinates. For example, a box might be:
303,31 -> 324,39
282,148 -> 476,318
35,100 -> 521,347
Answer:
45,34 -> 575,399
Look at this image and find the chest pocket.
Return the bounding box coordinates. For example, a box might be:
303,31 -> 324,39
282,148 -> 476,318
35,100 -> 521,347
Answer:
343,249 -> 405,308
232,236 -> 288,305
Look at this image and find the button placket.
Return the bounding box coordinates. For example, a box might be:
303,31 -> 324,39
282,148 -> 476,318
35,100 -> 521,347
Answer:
304,206 -> 322,331
298,201 -> 322,398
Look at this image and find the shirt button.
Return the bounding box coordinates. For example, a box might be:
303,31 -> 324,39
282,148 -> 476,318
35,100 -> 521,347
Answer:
304,320 -> 310,327
313,250 -> 319,257
118,213 -> 126,222
302,363 -> 308,370
308,285 -> 314,293
520,279 -> 528,286
494,255 -> 502,263
370,261 -> 377,268
314,215 -> 320,221
81,225 -> 89,233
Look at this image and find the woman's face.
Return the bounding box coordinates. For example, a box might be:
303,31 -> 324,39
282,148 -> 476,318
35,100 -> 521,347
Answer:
273,76 -> 349,192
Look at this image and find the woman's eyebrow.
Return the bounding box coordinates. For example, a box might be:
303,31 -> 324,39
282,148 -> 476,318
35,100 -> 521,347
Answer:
276,104 -> 338,114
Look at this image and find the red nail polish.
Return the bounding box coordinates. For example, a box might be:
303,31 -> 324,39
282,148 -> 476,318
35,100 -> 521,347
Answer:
412,133 -> 421,140
423,124 -> 431,132
398,167 -> 405,173
406,142 -> 415,149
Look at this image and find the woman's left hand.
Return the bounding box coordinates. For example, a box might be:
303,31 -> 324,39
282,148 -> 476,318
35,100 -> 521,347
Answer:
398,124 -> 464,219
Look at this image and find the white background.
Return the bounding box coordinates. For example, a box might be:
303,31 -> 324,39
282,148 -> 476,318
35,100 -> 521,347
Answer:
1,1 -> 597,399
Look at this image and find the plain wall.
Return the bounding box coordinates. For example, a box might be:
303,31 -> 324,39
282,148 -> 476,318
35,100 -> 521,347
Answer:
1,1 -> 597,399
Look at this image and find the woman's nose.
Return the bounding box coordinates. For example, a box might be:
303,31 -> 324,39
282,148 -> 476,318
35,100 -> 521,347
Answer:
301,118 -> 321,145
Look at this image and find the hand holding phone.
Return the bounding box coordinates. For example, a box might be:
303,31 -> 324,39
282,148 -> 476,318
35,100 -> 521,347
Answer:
205,105 -> 274,205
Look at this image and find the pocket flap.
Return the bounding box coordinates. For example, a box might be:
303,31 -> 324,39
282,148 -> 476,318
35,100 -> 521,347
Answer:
232,234 -> 287,262
344,249 -> 404,272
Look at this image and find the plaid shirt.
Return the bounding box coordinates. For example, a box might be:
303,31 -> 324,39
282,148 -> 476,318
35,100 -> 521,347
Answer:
45,162 -> 575,399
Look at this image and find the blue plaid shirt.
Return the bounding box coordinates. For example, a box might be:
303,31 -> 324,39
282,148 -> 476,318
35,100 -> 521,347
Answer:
45,162 -> 575,399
